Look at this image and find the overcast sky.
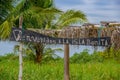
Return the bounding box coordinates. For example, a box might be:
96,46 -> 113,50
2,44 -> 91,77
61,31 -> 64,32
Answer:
54,0 -> 120,24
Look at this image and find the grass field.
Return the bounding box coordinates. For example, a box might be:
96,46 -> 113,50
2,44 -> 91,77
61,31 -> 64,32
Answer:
0,58 -> 120,80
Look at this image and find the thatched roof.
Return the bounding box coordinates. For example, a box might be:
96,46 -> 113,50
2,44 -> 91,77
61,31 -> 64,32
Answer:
27,21 -> 120,38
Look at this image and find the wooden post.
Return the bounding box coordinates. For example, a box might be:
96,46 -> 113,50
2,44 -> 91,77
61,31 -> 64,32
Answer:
18,16 -> 23,80
64,44 -> 70,80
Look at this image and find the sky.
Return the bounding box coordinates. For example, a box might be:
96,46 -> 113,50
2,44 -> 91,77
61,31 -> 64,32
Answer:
54,0 -> 120,24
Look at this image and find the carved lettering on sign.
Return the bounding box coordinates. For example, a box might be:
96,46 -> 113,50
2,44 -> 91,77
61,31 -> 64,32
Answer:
10,28 -> 111,46
13,30 -> 22,41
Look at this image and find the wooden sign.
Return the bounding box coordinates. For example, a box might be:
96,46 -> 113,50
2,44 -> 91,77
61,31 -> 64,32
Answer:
10,28 -> 111,46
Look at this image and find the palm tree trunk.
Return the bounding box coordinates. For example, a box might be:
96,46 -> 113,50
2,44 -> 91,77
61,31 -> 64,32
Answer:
34,43 -> 44,63
19,16 -> 23,80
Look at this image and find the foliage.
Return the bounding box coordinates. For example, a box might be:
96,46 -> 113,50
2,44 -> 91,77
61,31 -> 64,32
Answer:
1,49 -> 120,79
0,0 -> 13,25
13,45 -> 63,62
42,47 -> 62,62
0,56 -> 120,80
99,47 -> 120,61
0,0 -> 87,63
90,51 -> 104,62
0,0 -> 61,39
70,49 -> 91,63
70,47 -> 120,64
70,48 -> 120,63
55,10 -> 87,29
70,49 -> 105,63
0,0 -> 87,39
0,53 -> 18,61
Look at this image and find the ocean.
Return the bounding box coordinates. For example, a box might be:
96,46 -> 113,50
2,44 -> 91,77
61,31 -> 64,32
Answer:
0,41 -> 105,57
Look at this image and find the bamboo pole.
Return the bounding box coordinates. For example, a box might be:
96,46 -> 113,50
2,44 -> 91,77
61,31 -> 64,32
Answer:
18,16 -> 23,80
64,44 -> 70,80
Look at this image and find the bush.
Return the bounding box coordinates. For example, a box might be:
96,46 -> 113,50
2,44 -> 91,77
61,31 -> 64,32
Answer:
90,51 -> 104,63
70,47 -> 120,64
70,49 -> 106,63
70,49 -> 91,63
42,48 -> 62,63
0,53 -> 18,61
99,47 -> 120,62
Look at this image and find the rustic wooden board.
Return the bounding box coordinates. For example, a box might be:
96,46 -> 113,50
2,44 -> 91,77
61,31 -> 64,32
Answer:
10,28 -> 111,46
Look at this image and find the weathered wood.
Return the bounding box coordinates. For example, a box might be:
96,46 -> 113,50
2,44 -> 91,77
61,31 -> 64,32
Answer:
111,29 -> 120,50
10,28 -> 111,46
64,44 -> 69,80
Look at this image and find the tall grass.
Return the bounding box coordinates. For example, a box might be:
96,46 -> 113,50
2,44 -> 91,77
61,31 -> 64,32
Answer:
70,61 -> 120,80
0,58 -> 120,80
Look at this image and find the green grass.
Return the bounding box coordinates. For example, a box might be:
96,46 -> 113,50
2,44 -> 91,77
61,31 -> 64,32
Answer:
0,59 -> 120,80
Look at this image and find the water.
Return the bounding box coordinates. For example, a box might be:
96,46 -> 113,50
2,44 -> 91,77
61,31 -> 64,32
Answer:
46,44 -> 105,57
0,41 -> 18,55
0,41 -> 105,57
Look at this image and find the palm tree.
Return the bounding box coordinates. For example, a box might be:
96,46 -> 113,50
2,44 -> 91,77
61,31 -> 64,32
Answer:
0,0 -> 60,39
0,0 -> 61,63
0,0 -> 87,63
19,0 -> 61,63
25,9 -> 87,63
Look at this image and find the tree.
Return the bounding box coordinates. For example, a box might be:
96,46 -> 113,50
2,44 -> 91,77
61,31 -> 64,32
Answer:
0,0 -> 87,63
0,0 -> 60,39
25,9 -> 87,63
0,0 -> 61,63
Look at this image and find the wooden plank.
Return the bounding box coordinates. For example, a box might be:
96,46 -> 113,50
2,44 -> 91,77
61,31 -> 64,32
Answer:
10,28 -> 111,46
64,44 -> 69,80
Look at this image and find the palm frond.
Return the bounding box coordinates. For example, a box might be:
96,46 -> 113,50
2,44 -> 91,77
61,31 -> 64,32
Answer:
55,10 -> 87,29
30,0 -> 53,8
0,0 -> 13,24
60,18 -> 86,28
0,20 -> 12,40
